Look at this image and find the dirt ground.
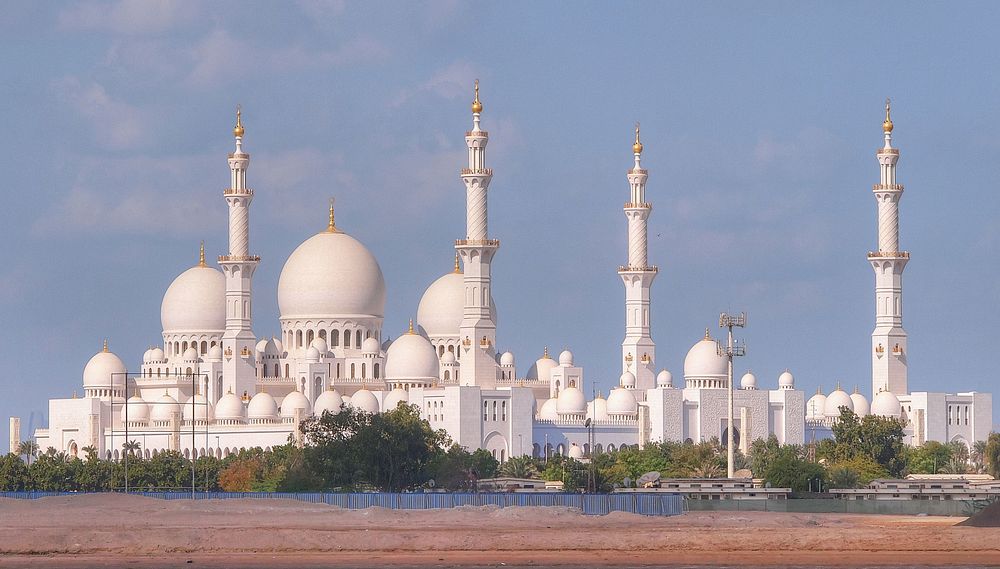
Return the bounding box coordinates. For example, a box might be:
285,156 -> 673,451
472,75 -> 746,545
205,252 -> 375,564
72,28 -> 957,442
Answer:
1,495 -> 999,567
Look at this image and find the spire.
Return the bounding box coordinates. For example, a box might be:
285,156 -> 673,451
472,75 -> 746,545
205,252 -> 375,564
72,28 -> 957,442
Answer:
453,251 -> 462,273
882,98 -> 893,133
198,241 -> 206,267
472,79 -> 483,114
326,198 -> 339,233
632,122 -> 643,155
543,346 -> 550,359
408,319 -> 414,335
234,104 -> 244,138
103,338 -> 108,353
704,327 -> 711,340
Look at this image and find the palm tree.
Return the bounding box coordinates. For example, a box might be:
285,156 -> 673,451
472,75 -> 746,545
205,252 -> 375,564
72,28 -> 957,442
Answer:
122,440 -> 141,458
985,433 -> 1000,479
81,445 -> 98,462
972,440 -> 988,474
16,440 -> 39,466
498,455 -> 539,479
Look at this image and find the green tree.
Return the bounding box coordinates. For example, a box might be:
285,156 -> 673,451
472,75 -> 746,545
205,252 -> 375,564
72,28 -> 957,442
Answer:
827,455 -> 887,487
827,466 -> 861,489
764,451 -> 826,492
0,453 -> 30,490
972,440 -> 988,474
16,441 -> 39,467
906,441 -> 953,474
498,455 -> 540,479
984,433 -> 1000,479
830,408 -> 906,476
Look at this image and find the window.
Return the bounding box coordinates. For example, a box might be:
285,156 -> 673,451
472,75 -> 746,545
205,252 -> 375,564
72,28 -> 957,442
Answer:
483,401 -> 488,421
501,401 -> 506,421
355,330 -> 362,348
361,363 -> 366,379
492,401 -> 497,421
350,363 -> 356,378
332,330 -> 339,347
444,370 -> 450,381
374,363 -> 380,379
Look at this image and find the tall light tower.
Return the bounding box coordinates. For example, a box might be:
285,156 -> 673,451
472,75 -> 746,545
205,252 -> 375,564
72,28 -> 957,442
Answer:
718,312 -> 746,478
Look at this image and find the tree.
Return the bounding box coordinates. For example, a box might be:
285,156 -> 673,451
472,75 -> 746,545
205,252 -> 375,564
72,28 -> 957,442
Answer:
17,441 -> 39,467
827,456 -> 887,487
498,455 -> 540,479
764,451 -> 826,492
0,453 -> 30,490
830,408 -> 906,477
984,433 -> 1000,479
122,440 -> 141,457
972,440 -> 988,474
906,441 -> 953,474
827,466 -> 861,489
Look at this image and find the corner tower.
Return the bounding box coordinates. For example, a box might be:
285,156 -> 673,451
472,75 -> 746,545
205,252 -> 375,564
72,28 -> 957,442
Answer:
456,80 -> 500,388
219,106 -> 260,398
619,124 -> 657,390
869,99 -> 908,396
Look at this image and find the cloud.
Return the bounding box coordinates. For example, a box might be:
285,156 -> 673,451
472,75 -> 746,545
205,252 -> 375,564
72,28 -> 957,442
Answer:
52,77 -> 148,149
57,0 -> 199,35
391,60 -> 478,108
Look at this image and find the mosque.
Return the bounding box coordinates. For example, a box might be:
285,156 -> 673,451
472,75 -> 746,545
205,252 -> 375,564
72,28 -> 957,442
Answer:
10,87 -> 990,463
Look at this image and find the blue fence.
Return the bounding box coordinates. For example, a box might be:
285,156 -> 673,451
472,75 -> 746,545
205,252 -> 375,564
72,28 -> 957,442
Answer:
0,491 -> 684,516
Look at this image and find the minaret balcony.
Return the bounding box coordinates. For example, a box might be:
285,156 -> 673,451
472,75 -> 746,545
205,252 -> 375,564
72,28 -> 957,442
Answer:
876,148 -> 900,156
627,168 -> 648,175
618,265 -> 659,273
461,168 -> 493,176
218,254 -> 262,263
224,188 -> 254,196
465,130 -> 489,138
624,202 -> 652,209
867,251 -> 909,259
455,238 -> 501,247
872,184 -> 903,191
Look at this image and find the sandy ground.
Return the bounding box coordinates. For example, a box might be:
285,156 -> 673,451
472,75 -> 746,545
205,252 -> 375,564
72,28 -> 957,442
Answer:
1,495 -> 998,567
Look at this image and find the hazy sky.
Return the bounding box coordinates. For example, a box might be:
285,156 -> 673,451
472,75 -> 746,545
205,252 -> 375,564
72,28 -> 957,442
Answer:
3,1 -> 999,439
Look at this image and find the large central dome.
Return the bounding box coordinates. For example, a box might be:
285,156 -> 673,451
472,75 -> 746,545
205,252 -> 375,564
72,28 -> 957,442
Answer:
278,230 -> 386,320
417,269 -> 496,338
161,264 -> 226,333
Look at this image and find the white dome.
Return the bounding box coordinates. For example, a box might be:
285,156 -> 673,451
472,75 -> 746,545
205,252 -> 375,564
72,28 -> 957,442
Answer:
556,386 -> 586,415
150,393 -> 180,423
850,389 -> 870,417
824,386 -> 854,418
150,347 -> 165,362
361,337 -> 380,354
778,370 -> 795,389
314,389 -> 344,415
255,339 -> 269,353
142,349 -> 153,363
215,391 -> 246,422
280,390 -> 311,418
384,332 -> 439,381
416,270 -> 496,338
683,331 -> 728,384
83,348 -> 127,389
160,264 -> 225,334
207,345 -> 223,361
500,351 -> 514,366
619,371 -> 636,388
247,391 -> 278,421
806,390 -> 827,421
871,390 -> 901,418
277,230 -> 386,320
310,337 -> 328,354
558,350 -> 573,366
607,388 -> 638,416
586,395 -> 609,421
441,350 -> 456,364
122,396 -> 149,423
382,387 -> 409,411
350,388 -> 380,413
258,338 -> 279,358
183,347 -> 199,361
741,371 -> 758,390
528,351 -> 557,382
305,346 -> 320,363
340,394 -> 352,407
183,394 -> 213,422
567,443 -> 584,459
656,370 -> 673,388
538,398 -> 559,420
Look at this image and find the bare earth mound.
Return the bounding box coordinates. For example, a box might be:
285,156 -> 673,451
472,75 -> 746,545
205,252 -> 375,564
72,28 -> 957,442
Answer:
1,495 -> 998,567
958,500 -> 1000,527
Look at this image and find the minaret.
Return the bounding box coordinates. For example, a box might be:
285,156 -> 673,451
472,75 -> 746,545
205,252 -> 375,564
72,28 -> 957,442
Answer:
456,80 -> 499,388
619,124 -> 657,390
219,106 -> 260,398
869,99 -> 908,396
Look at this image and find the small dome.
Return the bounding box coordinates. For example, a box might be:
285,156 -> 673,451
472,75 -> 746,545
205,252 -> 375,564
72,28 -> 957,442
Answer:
83,347 -> 127,389
256,339 -> 269,354
741,371 -> 758,390
382,387 -> 409,411
656,370 -> 673,388
150,393 -> 180,423
310,337 -> 328,355
557,386 -> 586,415
683,331 -> 728,384
215,391 -> 246,422
259,338 -> 280,358
122,396 -> 149,423
567,443 -> 584,459
150,347 -> 165,362
558,350 -> 573,366
607,388 -> 638,416
806,390 -> 827,421
586,394 -> 609,422
350,388 -> 380,413
160,264 -> 226,334
384,332 -> 439,381
824,386 -> 854,418
183,347 -> 199,361
314,388 -> 344,415
416,270 -> 495,339
272,338 -> 284,353
247,391 -> 278,421
305,346 -> 320,363
441,350 -> 457,364
280,390 -> 311,418
500,351 -> 515,366
619,371 -> 636,388
183,394 -> 213,422
538,398 -> 558,421
850,389 -> 870,417
361,337 -> 380,355
528,350 -> 557,382
778,370 -> 795,389
207,345 -> 223,361
142,349 -> 153,364
871,390 -> 901,418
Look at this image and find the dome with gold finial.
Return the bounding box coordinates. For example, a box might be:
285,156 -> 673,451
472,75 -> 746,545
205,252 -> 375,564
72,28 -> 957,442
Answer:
882,98 -> 893,133
632,122 -> 643,154
683,328 -> 728,387
417,254 -> 495,339
233,105 -> 244,138
161,243 -> 226,334
471,79 -> 483,114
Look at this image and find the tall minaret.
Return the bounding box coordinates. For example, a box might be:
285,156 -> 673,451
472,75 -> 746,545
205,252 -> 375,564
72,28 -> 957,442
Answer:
456,80 -> 500,388
619,124 -> 657,390
869,99 -> 908,396
219,106 -> 260,398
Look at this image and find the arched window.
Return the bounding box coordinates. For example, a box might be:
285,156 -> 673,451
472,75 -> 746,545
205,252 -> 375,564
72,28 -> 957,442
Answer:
444,370 -> 450,381
500,449 -> 505,463
374,363 -> 380,379
332,330 -> 339,347
343,329 -> 350,348
361,363 -> 366,378
483,401 -> 488,421
201,341 -> 208,354
296,330 -> 303,349
306,330 -> 314,346
336,363 -> 340,378
501,401 -> 506,421
318,329 -> 326,341
182,341 -> 188,353
273,364 -> 279,378
355,330 -> 362,348
448,345 -> 455,353
351,363 -> 356,378
284,363 -> 289,377
492,401 -> 497,421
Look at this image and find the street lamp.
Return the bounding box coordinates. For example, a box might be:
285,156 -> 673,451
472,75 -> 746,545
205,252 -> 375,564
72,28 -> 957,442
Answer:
718,312 -> 746,479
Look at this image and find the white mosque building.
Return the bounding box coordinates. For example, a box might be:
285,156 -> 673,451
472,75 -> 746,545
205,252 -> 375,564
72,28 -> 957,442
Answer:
9,89 -> 989,463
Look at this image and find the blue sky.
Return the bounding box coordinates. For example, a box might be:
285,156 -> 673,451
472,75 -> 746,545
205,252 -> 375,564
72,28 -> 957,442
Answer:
3,1 -> 999,439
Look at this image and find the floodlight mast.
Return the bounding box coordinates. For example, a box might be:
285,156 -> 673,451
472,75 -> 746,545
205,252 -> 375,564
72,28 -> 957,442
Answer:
717,312 -> 747,478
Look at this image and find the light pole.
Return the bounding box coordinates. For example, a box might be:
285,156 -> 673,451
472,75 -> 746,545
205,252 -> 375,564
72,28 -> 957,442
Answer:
718,312 -> 746,479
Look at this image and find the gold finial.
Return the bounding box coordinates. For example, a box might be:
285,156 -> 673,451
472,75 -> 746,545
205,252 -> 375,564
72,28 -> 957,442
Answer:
234,105 -> 244,138
326,198 -> 339,233
454,252 -> 462,273
198,241 -> 206,267
632,122 -> 643,154
103,338 -> 108,353
882,98 -> 893,133
543,346 -> 550,359
471,79 -> 483,114
816,386 -> 822,395
704,327 -> 711,340
836,381 -> 842,391
408,319 -> 414,335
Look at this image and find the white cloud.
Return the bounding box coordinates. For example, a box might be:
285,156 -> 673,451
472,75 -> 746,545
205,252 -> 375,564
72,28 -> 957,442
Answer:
57,0 -> 199,35
391,60 -> 478,108
52,77 -> 148,149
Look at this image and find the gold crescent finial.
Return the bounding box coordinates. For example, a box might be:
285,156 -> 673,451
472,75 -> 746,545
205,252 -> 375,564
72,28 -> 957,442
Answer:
883,98 -> 893,133
454,251 -> 461,273
408,319 -> 414,334
103,338 -> 108,353
633,122 -> 643,154
198,241 -> 206,267
704,327 -> 711,340
234,104 -> 244,138
326,198 -> 339,233
543,346 -> 549,359
472,79 -> 483,114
